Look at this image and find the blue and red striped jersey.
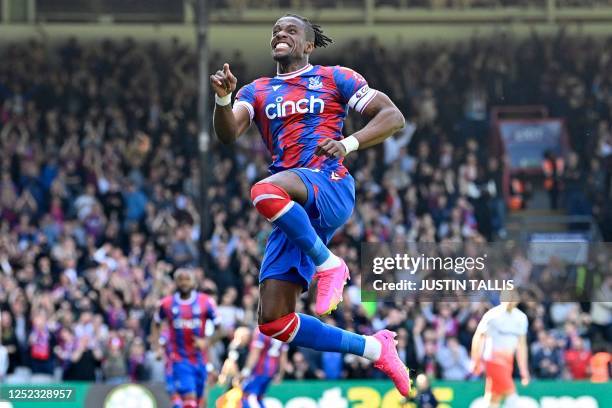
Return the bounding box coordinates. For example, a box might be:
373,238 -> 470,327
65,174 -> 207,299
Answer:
156,291 -> 219,364
235,64 -> 377,175
250,327 -> 288,377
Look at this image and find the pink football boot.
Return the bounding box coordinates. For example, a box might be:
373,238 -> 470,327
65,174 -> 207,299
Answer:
372,330 -> 412,397
313,258 -> 350,316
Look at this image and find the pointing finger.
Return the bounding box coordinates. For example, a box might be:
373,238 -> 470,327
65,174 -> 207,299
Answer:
227,70 -> 237,83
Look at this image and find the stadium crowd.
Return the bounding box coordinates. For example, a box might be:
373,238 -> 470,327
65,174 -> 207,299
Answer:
0,30 -> 611,385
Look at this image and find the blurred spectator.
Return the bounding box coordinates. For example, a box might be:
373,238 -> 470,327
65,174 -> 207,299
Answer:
344,354 -> 373,379
436,336 -> 471,380
563,152 -> 591,215
542,150 -> 564,210
285,351 -> 320,380
563,336 -> 592,379
589,349 -> 611,383
413,316 -> 442,378
412,373 -> 438,408
62,335 -> 103,381
28,312 -> 54,376
532,334 -> 563,379
127,338 -> 150,382
1,311 -> 19,374
217,287 -> 245,335
102,334 -> 128,384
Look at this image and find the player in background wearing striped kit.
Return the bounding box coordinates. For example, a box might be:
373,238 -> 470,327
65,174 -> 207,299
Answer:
151,269 -> 222,408
239,327 -> 288,408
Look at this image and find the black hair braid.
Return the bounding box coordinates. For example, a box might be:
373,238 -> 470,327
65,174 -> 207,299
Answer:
284,13 -> 333,48
310,22 -> 333,48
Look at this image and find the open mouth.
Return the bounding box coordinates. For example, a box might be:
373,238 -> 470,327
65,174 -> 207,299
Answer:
273,42 -> 291,51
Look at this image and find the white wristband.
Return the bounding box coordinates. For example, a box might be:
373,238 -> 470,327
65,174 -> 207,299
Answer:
340,135 -> 360,155
215,93 -> 232,106
241,367 -> 252,377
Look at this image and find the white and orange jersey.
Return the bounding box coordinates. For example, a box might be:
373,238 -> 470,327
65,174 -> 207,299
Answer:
477,304 -> 528,362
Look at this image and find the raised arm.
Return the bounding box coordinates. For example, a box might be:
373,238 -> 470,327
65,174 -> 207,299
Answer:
210,63 -> 251,144
315,91 -> 405,158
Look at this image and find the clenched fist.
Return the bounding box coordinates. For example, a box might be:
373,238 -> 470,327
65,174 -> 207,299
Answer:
210,63 -> 237,97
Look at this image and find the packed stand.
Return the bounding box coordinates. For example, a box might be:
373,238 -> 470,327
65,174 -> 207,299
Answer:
0,32 -> 611,385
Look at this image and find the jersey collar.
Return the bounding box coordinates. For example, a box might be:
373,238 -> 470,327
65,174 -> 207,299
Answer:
275,64 -> 313,80
174,291 -> 196,305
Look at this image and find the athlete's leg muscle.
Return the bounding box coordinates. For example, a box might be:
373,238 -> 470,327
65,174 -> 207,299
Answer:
258,279 -> 302,324
251,174 -> 338,269
258,279 -> 369,355
259,171 -> 308,205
